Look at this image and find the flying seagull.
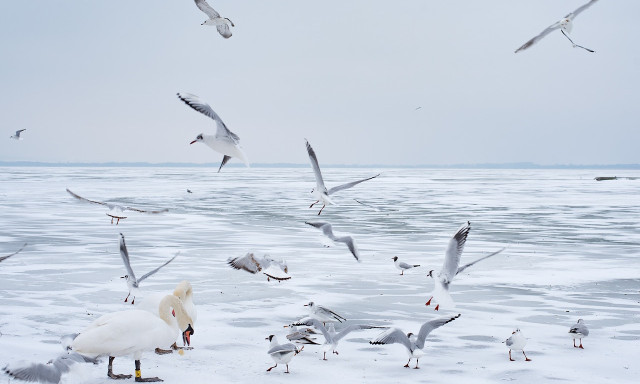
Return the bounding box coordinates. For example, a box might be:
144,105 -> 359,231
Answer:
4,352 -> 98,383
305,139 -> 379,215
290,318 -> 385,360
227,253 -> 291,281
66,188 -> 168,225
193,0 -> 234,38
9,129 -> 26,140
177,92 -> 249,173
305,221 -> 361,262
425,222 -> 505,310
370,314 -> 461,369
515,0 -> 599,53
118,233 -> 178,305
569,319 -> 589,349
504,329 -> 532,361
0,243 -> 27,264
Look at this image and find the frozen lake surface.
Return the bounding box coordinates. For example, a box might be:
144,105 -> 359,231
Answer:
0,167 -> 639,383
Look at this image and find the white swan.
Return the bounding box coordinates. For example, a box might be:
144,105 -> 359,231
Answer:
173,281 -> 197,347
4,295 -> 193,382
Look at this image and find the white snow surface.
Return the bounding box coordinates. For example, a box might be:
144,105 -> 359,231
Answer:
0,167 -> 639,384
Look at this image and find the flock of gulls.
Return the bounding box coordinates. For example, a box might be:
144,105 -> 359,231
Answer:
2,0 -> 602,382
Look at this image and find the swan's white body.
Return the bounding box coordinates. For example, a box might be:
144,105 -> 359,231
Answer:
72,309 -> 176,359
5,295 -> 194,382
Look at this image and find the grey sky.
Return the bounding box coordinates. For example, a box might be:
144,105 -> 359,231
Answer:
0,1 -> 638,166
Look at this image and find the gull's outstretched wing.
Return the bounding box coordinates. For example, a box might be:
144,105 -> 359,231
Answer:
0,243 -> 26,263
138,253 -> 179,283
3,353 -> 94,384
124,206 -> 168,214
305,221 -> 332,237
194,0 -> 220,18
439,222 -> 471,283
334,324 -> 385,342
217,24 -> 232,38
456,247 -> 505,276
327,174 -> 380,195
66,188 -> 111,208
118,233 -> 137,282
566,0 -> 599,19
227,253 -> 264,274
335,236 -> 361,262
305,140 -> 327,193
369,328 -> 412,351
415,314 -> 461,349
515,22 -> 562,53
177,92 -> 240,143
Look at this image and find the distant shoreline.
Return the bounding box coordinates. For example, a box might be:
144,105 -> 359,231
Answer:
0,161 -> 639,170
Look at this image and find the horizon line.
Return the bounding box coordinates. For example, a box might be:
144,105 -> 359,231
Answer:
0,161 -> 639,170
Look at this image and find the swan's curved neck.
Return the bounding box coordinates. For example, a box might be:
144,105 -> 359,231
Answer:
158,295 -> 191,331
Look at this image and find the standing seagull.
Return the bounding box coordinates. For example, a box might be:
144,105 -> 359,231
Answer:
392,256 -> 420,275
291,318 -> 384,360
515,0 -> 599,53
305,221 -> 361,262
119,233 -> 178,305
265,335 -> 303,374
304,302 -> 347,324
370,314 -> 461,369
0,243 -> 26,264
504,329 -> 532,361
177,92 -> 248,172
569,319 -> 589,349
9,129 -> 26,140
305,139 -> 379,215
66,188 -> 168,225
193,0 -> 234,38
425,222 -> 505,310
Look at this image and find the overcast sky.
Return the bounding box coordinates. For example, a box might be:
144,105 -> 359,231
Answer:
0,0 -> 638,166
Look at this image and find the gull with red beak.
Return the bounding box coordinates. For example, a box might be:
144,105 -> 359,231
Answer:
425,222 -> 505,311
177,92 -> 248,173
370,314 -> 461,369
504,329 -> 531,362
